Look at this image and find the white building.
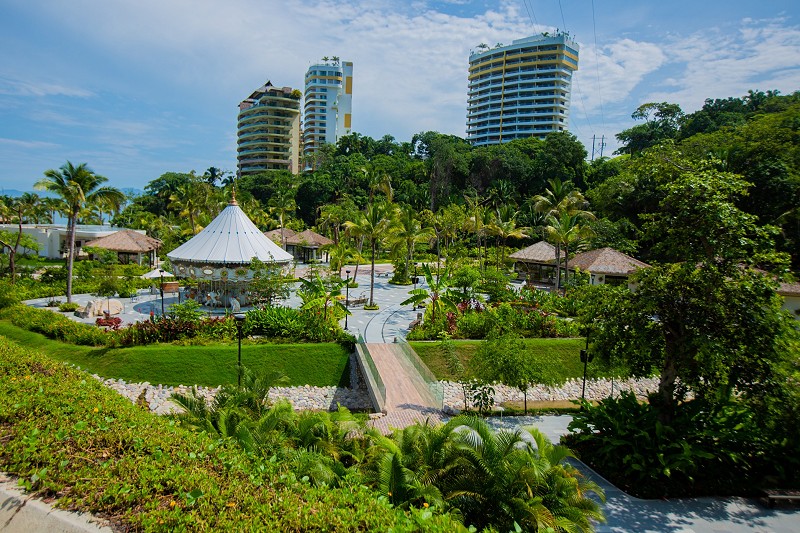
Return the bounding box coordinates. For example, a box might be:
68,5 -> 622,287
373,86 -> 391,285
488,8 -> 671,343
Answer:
467,32 -> 578,146
303,59 -> 353,156
0,224 -> 143,259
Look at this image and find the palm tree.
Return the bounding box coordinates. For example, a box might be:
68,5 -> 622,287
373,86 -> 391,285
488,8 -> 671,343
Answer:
361,165 -> 393,203
530,178 -> 589,218
388,205 -> 433,282
169,182 -> 209,235
0,196 -> 35,282
35,162 -> 123,302
267,188 -> 298,250
545,211 -> 595,290
445,416 -> 605,532
487,206 -> 530,266
344,202 -> 397,307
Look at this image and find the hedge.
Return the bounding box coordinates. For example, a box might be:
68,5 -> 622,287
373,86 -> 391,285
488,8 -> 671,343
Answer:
0,336 -> 467,531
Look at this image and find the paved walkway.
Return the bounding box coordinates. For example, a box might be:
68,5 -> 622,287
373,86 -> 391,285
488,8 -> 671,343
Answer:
366,343 -> 444,434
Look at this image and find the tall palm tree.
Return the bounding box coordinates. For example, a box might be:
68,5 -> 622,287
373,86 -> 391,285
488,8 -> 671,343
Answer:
267,188 -> 298,250
36,162 -> 123,302
487,206 -> 530,266
388,205 -> 433,282
545,211 -> 595,290
344,201 -> 397,307
169,182 -> 209,235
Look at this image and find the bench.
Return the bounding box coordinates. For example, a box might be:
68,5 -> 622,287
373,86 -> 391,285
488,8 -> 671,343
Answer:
762,489 -> 800,508
348,294 -> 369,306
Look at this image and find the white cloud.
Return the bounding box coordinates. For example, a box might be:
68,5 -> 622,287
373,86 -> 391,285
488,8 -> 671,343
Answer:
0,77 -> 93,98
0,137 -> 59,149
643,17 -> 800,112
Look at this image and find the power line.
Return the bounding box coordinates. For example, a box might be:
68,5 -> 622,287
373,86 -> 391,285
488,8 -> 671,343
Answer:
521,0 -> 539,33
591,0 -> 606,130
558,0 -> 567,32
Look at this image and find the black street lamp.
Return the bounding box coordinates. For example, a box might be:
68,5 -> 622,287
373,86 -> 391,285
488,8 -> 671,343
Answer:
580,333 -> 594,404
344,270 -> 351,330
159,269 -> 165,316
412,263 -> 419,310
234,313 -> 246,387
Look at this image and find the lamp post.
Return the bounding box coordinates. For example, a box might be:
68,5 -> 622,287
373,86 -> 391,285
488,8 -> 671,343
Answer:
344,270 -> 351,330
412,263 -> 419,310
579,332 -> 594,405
159,269 -> 165,317
234,313 -> 246,387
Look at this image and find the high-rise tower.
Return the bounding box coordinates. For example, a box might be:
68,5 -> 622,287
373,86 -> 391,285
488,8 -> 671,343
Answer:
467,33 -> 578,146
303,59 -> 353,156
237,81 -> 302,176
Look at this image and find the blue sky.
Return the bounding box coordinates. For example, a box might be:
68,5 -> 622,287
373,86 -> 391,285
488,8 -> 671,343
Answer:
1,0 -> 798,192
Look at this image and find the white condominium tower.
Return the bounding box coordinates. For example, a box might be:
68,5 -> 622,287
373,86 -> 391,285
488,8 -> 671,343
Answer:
303,59 -> 353,156
467,32 -> 579,146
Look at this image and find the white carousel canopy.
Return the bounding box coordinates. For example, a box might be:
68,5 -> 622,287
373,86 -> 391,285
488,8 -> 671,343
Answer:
167,199 -> 293,266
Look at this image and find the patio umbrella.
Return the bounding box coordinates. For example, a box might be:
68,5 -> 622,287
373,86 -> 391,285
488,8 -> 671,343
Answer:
141,268 -> 174,279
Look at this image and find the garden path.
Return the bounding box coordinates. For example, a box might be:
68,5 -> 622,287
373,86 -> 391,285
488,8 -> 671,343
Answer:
365,343 -> 444,434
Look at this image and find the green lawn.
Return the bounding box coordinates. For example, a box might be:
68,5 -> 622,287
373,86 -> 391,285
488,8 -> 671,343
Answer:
410,338 -> 617,383
0,321 -> 350,388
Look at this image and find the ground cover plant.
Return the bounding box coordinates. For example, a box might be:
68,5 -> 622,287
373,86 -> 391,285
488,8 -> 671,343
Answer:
0,336 -> 465,531
0,320 -> 350,387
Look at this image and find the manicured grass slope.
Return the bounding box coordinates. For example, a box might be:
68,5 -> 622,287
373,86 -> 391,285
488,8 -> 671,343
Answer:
410,338 -> 617,382
0,321 -> 349,387
0,337 -> 464,531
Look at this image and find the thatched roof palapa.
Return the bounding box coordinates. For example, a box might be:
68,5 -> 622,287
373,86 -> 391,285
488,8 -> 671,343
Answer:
508,241 -> 557,264
83,230 -> 162,253
265,228 -> 332,248
568,247 -> 649,276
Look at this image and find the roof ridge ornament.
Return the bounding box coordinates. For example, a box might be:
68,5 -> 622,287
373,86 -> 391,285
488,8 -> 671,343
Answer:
230,182 -> 238,205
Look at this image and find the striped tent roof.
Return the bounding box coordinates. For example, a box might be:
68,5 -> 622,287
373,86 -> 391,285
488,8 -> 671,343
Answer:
167,200 -> 292,265
83,229 -> 162,253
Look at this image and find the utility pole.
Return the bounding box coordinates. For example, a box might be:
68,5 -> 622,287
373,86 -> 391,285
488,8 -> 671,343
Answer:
591,135 -> 596,161
599,135 -> 606,158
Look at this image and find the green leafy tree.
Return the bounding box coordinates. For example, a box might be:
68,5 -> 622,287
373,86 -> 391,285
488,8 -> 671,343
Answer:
36,161 -> 124,302
249,257 -> 290,307
401,263 -> 458,327
472,333 -> 551,414
298,273 -> 349,322
579,157 -> 795,424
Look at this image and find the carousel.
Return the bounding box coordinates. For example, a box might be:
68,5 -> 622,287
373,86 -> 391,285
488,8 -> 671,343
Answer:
166,194 -> 293,310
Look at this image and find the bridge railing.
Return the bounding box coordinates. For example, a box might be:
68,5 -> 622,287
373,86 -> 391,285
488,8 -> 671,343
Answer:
396,339 -> 444,410
355,336 -> 386,413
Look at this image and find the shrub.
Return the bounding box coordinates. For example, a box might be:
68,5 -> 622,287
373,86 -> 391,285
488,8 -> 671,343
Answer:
455,310 -> 491,339
95,316 -> 122,330
0,280 -> 24,309
1,305 -> 107,346
58,302 -> 80,312
565,391 -> 787,498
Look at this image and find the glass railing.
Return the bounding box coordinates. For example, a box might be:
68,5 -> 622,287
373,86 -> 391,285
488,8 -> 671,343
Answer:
396,339 -> 444,410
357,338 -> 386,411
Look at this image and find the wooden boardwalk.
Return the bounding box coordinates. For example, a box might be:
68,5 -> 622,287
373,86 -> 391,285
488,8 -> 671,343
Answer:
365,343 -> 444,434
